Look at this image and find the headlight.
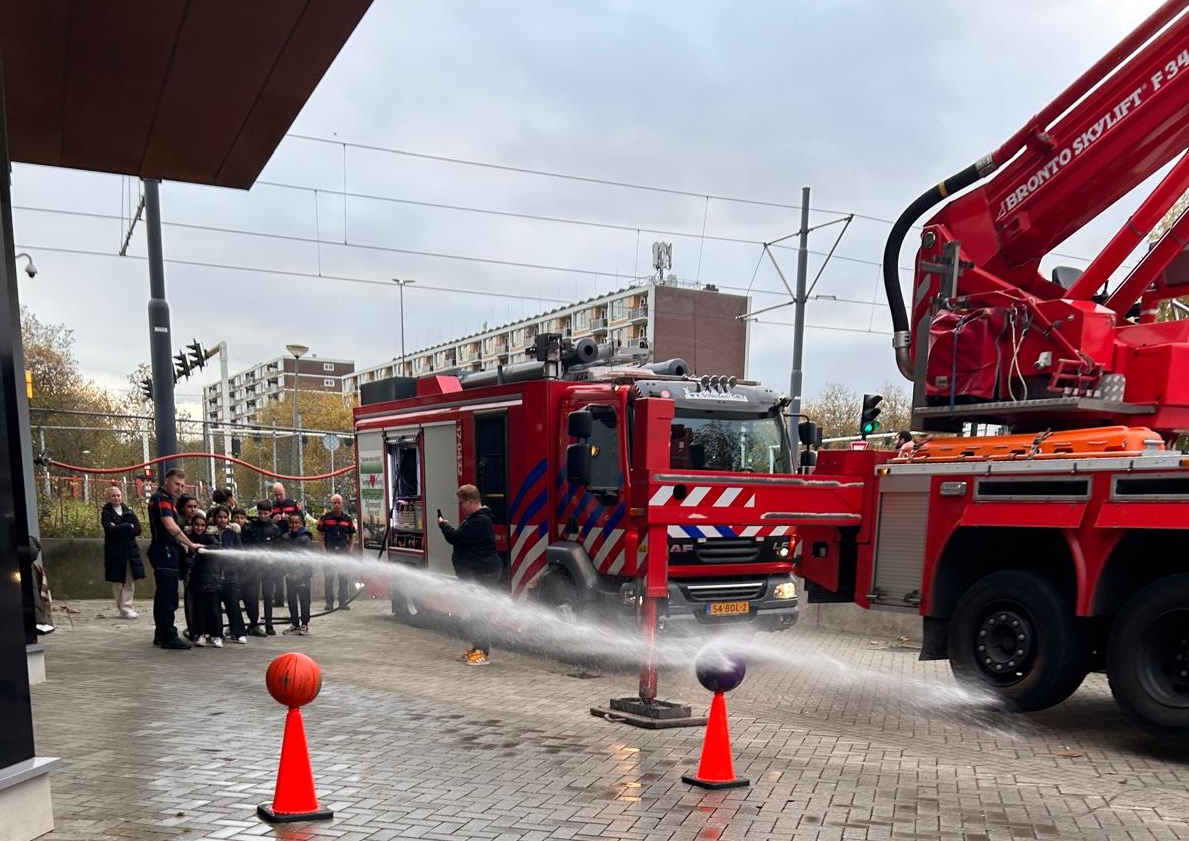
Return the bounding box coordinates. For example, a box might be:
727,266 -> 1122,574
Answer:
772,581 -> 797,600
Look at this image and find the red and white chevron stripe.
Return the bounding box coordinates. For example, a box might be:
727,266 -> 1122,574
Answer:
648,485 -> 758,509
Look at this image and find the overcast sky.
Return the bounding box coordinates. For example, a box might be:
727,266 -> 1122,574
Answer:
10,0 -> 1170,416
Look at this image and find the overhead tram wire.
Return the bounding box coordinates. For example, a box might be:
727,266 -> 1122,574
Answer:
17,201 -> 1131,306
283,133 -> 899,225
16,236 -> 898,311
253,178 -> 810,252
11,242 -> 573,306
279,135 -> 1145,273
12,203 -> 906,287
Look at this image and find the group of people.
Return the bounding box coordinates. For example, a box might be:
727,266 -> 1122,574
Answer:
99,470 -> 503,665
100,471 -> 356,651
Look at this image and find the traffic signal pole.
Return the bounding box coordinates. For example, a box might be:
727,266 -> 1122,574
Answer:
144,179 -> 178,473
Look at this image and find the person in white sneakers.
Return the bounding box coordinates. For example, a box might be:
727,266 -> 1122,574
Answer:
101,485 -> 145,619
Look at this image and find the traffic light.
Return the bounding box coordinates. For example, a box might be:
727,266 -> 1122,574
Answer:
187,339 -> 206,371
860,393 -> 883,439
173,350 -> 192,381
140,377 -> 154,401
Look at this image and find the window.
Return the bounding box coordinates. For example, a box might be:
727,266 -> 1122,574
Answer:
323,362 -> 335,372
610,299 -> 628,321
573,309 -> 589,331
587,405 -> 621,491
323,378 -> 335,386
671,412 -> 788,474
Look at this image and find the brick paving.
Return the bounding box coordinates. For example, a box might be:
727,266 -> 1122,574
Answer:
28,597 -> 1189,840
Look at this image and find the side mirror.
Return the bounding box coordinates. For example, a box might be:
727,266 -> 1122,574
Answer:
798,420 -> 822,448
567,409 -> 593,439
799,450 -> 817,473
566,443 -> 592,486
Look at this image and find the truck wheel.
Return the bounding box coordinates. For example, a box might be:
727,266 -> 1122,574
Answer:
1107,574 -> 1189,739
947,570 -> 1086,711
392,591 -> 425,627
539,570 -> 582,623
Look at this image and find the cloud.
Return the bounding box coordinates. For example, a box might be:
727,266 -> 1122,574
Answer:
11,0 -> 1169,415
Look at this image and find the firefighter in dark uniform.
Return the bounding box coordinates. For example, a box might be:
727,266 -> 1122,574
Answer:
147,467 -> 201,649
317,493 -> 356,611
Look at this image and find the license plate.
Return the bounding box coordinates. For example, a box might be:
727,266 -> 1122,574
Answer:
707,601 -> 750,616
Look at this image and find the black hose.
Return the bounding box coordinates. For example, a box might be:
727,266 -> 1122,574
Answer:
882,163 -> 984,334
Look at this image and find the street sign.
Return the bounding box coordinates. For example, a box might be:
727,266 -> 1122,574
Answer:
322,434 -> 342,452
848,441 -> 870,451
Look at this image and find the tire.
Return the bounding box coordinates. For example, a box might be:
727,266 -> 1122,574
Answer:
947,570 -> 1087,712
538,569 -> 582,623
1107,574 -> 1189,739
391,590 -> 425,627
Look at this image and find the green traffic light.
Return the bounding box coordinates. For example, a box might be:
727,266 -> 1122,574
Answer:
862,421 -> 879,434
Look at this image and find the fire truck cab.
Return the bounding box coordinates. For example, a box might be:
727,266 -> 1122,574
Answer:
353,334 -> 800,634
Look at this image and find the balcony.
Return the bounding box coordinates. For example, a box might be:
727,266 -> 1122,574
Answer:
588,318 -> 607,331
628,306 -> 648,321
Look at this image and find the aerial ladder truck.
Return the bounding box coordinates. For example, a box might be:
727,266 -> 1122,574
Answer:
792,0 -> 1189,739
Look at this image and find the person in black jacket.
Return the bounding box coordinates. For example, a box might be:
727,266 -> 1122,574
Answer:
209,505 -> 247,643
278,512 -> 315,635
101,485 -> 144,619
438,484 -> 502,666
240,501 -> 282,635
185,511 -> 223,648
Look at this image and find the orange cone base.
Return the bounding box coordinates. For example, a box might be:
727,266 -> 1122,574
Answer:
258,708 -> 333,823
681,772 -> 749,790
682,692 -> 748,789
256,803 -> 334,823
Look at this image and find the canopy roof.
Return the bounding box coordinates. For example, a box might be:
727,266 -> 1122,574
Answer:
0,0 -> 371,188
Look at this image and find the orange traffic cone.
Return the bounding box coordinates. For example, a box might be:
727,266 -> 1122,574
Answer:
257,707 -> 334,823
682,691 -> 749,789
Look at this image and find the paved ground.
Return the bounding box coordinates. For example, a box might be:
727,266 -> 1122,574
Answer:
28,595 -> 1189,841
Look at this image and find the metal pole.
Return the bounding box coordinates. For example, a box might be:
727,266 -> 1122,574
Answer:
297,411 -> 304,508
143,179 -> 178,473
220,342 -> 232,494
38,427 -> 49,497
292,363 -> 301,473
393,279 -> 414,375
271,421 -> 277,498
202,419 -> 214,489
399,283 -> 407,367
789,185 -> 810,468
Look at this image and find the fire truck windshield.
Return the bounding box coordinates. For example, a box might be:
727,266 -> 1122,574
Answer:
670,412 -> 787,473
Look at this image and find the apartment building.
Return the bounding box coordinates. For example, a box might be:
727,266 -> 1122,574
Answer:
203,355 -> 355,426
343,281 -> 749,395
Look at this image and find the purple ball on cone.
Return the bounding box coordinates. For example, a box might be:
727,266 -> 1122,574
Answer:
694,647 -> 746,693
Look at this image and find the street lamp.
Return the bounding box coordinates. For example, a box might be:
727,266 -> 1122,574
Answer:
392,278 -> 415,375
286,343 -> 309,503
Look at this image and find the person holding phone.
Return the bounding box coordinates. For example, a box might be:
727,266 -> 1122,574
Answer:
437,484 -> 501,666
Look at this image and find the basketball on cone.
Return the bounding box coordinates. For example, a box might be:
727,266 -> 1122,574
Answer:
266,652 -> 323,708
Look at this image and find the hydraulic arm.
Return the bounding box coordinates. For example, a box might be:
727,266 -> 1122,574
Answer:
883,1 -> 1189,438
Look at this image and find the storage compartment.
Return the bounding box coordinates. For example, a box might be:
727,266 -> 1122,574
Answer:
388,436 -> 426,558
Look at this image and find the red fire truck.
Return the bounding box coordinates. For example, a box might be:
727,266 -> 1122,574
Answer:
794,1 -> 1189,738
352,336 -> 800,647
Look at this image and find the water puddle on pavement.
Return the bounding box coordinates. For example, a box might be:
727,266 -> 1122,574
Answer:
209,546 -> 1027,734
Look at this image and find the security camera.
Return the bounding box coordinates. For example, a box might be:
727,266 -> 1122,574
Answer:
15,252 -> 36,278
